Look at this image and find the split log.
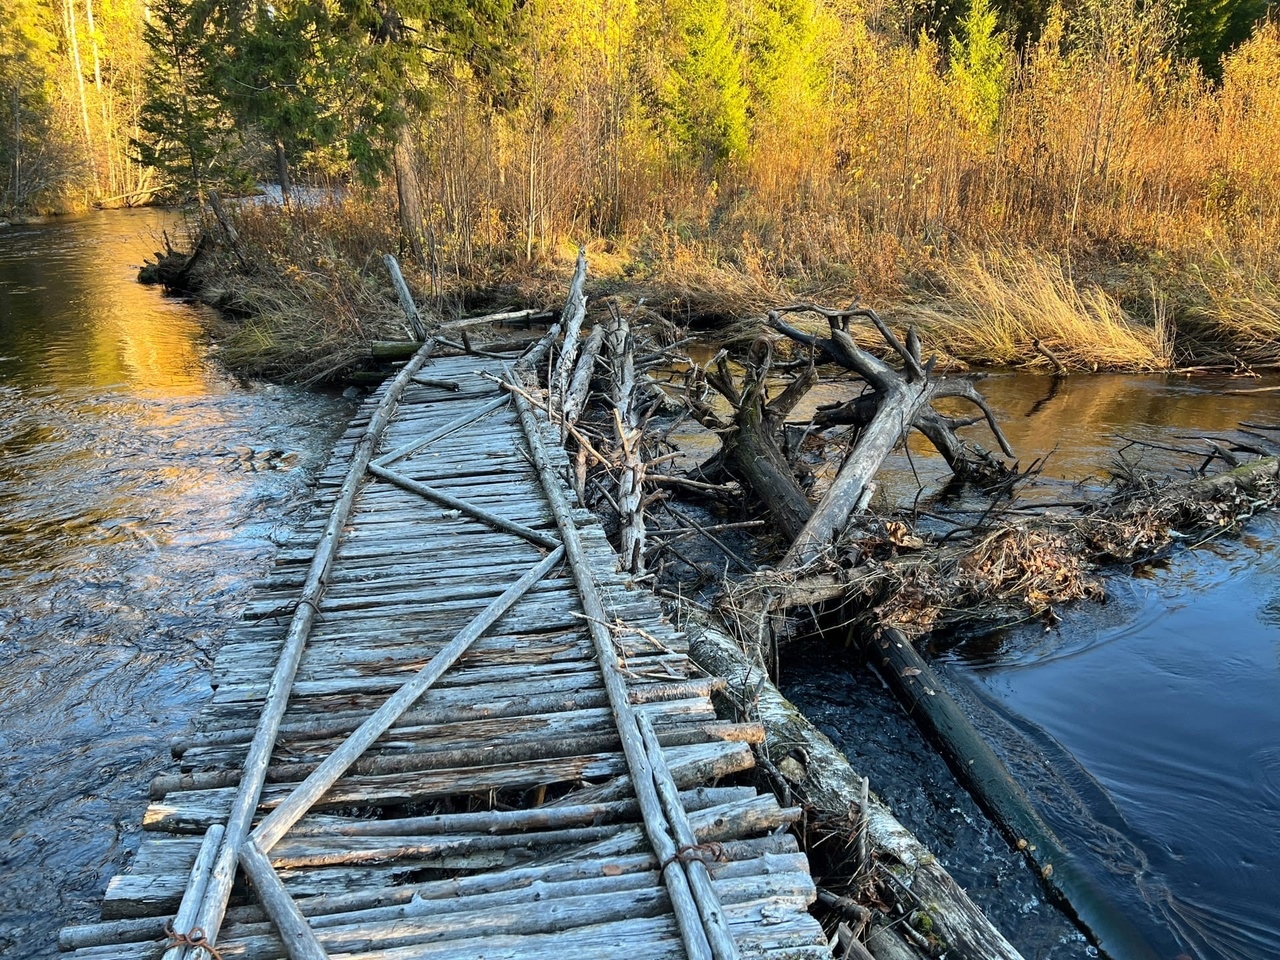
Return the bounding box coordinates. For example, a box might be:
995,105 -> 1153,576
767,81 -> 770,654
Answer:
607,304 -> 647,573
551,248 -> 590,405
563,324 -> 605,427
521,247 -> 585,379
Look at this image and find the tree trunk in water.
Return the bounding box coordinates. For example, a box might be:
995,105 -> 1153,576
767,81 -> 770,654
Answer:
867,628 -> 1164,960
394,135 -> 424,264
782,378 -> 936,567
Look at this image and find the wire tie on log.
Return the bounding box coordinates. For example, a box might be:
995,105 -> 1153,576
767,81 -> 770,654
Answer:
163,922 -> 225,960
661,841 -> 727,869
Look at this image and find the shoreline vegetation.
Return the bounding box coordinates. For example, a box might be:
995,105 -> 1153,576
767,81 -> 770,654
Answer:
2,0 -> 1271,379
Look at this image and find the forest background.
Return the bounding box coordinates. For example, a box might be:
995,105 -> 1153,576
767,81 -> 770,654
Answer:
2,0 -> 1279,372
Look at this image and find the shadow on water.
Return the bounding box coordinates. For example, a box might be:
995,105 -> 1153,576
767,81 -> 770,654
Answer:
0,210 -> 352,957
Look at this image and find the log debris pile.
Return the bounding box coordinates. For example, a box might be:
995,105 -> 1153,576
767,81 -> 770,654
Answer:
492,252 -> 1039,960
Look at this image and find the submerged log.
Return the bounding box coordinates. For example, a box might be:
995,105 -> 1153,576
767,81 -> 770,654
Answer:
684,609 -> 1025,960
868,628 -> 1162,960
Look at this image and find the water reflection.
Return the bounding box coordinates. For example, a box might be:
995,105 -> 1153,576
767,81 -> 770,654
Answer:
0,212 -> 210,393
0,210 -> 349,957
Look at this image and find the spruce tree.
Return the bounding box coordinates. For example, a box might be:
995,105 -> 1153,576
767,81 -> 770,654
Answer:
134,0 -> 235,201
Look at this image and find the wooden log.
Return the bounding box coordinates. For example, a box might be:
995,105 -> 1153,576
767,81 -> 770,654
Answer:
550,248 -> 590,404
683,608 -> 1025,960
284,787 -> 756,840
563,324 -> 604,427
382,254 -> 428,341
238,840 -> 329,960
695,348 -> 816,544
509,375 -> 716,960
182,342 -> 436,953
372,394 -> 510,468
158,718 -> 755,805
367,462 -> 560,549
440,308 -> 555,331
637,712 -> 741,960
158,824 -> 223,960
607,306 -> 648,573
519,249 -> 587,376
867,627 -> 1163,960
142,742 -> 758,834
782,375 -> 935,568
1032,338 -> 1068,375
172,678 -> 721,757
62,840 -> 783,950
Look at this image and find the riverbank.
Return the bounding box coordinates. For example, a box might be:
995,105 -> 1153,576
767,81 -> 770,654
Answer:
147,193 -> 1280,385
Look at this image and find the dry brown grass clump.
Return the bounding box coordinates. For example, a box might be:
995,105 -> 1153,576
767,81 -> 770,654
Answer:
196,194 -> 421,382
864,524 -> 1104,636
901,246 -> 1173,370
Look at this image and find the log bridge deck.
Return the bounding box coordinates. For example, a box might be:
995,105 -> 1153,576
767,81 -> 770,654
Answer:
60,345 -> 829,960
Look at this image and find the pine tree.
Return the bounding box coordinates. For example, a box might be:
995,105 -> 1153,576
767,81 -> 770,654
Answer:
949,0 -> 1008,134
661,0 -> 750,171
134,0 -> 236,200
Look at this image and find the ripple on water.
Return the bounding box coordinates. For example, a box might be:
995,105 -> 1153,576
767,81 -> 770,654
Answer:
1,209 -> 353,959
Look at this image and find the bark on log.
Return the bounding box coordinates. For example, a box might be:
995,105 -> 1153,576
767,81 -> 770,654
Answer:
550,248 -> 589,401
686,345 -> 816,543
607,305 -> 647,573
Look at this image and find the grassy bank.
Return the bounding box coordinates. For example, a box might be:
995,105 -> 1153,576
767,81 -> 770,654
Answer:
175,183 -> 1280,383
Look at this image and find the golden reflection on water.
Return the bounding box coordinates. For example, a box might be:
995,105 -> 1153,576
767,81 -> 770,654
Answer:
669,344 -> 1279,501
1,209 -> 219,396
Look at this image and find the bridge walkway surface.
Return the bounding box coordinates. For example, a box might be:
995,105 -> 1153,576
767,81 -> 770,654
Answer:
58,345 -> 828,960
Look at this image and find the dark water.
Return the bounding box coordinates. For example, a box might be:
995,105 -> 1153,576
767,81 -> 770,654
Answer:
0,211 -> 349,957
783,372 -> 1280,960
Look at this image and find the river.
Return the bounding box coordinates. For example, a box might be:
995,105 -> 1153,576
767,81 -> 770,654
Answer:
0,210 -> 350,956
1,212 -> 1277,960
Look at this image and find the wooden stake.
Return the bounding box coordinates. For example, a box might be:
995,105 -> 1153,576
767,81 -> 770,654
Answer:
383,253 -> 428,341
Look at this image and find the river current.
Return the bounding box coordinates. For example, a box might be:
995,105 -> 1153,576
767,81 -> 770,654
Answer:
0,210 -> 349,956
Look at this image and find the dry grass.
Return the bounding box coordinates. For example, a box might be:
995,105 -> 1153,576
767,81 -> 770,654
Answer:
179,9 -> 1280,379
901,246 -> 1173,370
194,194 -> 421,382
1180,262 -> 1280,367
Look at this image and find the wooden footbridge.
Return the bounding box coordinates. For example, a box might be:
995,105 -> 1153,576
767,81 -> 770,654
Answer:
59,344 -> 829,960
